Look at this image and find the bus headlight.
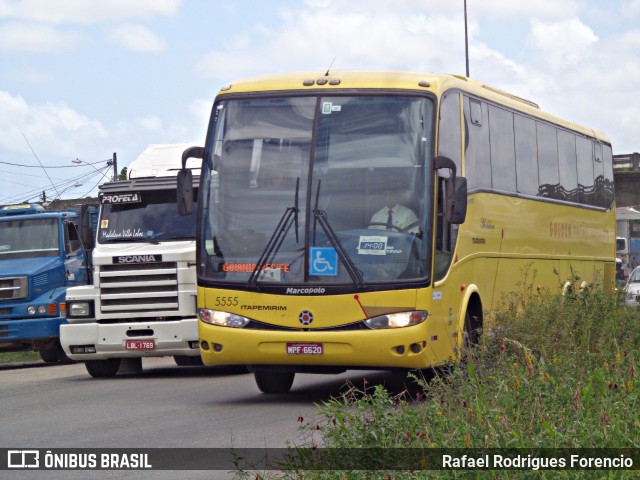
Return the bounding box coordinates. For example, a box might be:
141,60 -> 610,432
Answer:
199,308 -> 250,328
364,310 -> 428,329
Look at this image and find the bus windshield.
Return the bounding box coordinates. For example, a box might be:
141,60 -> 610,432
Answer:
199,95 -> 434,288
99,189 -> 197,244
0,218 -> 60,259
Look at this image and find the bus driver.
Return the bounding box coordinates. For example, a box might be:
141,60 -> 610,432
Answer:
368,184 -> 419,234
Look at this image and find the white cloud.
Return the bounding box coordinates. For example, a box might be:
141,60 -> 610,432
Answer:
0,0 -> 182,24
0,91 -> 107,158
195,7 -> 471,81
0,22 -> 81,52
621,0 -> 640,16
529,18 -> 598,69
106,24 -> 166,53
136,114 -> 163,131
471,0 -> 584,18
189,99 -> 213,136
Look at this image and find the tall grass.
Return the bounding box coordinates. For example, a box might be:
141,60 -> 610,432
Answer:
0,351 -> 40,363
244,281 -> 640,479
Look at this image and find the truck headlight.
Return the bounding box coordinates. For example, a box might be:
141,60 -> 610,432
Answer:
199,308 -> 250,328
364,310 -> 428,329
68,301 -> 93,318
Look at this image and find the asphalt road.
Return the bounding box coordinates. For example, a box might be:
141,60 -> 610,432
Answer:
0,357 -> 407,480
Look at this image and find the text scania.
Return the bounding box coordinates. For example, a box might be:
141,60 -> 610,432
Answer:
286,287 -> 326,294
113,255 -> 161,264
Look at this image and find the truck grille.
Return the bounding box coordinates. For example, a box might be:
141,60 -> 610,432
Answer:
0,276 -> 28,301
99,262 -> 179,314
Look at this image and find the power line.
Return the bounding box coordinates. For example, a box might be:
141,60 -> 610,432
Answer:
0,165 -> 110,205
0,155 -> 115,204
0,160 -> 104,168
22,133 -> 60,199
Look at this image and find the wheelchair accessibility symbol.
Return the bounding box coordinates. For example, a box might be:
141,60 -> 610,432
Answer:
309,247 -> 338,276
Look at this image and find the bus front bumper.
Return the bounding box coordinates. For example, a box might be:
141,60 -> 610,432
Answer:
199,322 -> 454,371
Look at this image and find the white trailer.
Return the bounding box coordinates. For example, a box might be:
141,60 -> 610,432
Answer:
61,144 -> 201,377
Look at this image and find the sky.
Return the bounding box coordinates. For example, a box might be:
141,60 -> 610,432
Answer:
1,0 -> 639,204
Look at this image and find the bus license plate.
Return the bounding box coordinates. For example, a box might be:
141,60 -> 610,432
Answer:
286,342 -> 323,355
125,339 -> 155,350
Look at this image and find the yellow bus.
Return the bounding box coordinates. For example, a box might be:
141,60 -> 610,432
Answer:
178,71 -> 615,393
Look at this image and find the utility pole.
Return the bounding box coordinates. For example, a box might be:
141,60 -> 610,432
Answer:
464,0 -> 470,77
112,152 -> 118,181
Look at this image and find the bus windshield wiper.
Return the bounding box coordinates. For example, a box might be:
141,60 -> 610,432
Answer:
248,177 -> 300,286
312,180 -> 364,288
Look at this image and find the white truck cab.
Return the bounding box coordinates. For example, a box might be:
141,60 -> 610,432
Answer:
61,144 -> 201,377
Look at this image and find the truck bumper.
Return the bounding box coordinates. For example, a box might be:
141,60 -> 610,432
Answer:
0,317 -> 66,350
60,318 -> 199,360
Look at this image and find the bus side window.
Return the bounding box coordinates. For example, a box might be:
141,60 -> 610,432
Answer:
434,176 -> 454,281
436,91 -> 462,281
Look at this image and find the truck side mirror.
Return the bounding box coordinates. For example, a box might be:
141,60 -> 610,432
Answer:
79,204 -> 95,251
434,156 -> 467,225
178,146 -> 204,216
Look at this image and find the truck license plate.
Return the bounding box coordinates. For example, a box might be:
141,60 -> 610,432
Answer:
125,339 -> 155,350
286,342 -> 323,355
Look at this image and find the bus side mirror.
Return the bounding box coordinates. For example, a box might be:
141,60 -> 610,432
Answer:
177,146 -> 204,216
450,176 -> 467,224
434,156 -> 467,225
177,169 -> 193,216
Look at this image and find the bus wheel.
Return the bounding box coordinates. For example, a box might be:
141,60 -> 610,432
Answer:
254,371 -> 295,394
462,309 -> 481,353
174,355 -> 203,366
85,359 -> 121,378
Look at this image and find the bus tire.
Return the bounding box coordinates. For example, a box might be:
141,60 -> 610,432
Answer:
462,301 -> 482,354
85,359 -> 121,378
174,355 -> 203,366
254,371 -> 295,394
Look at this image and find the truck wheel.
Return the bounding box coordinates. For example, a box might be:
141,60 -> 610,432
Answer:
173,355 -> 203,366
85,359 -> 121,378
39,348 -> 59,363
254,371 -> 295,394
39,342 -> 73,364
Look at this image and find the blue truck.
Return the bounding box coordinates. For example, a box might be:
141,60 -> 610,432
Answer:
0,203 -> 95,362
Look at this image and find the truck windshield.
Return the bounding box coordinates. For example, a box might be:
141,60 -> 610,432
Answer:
0,218 -> 60,259
98,190 -> 197,244
199,94 -> 434,288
